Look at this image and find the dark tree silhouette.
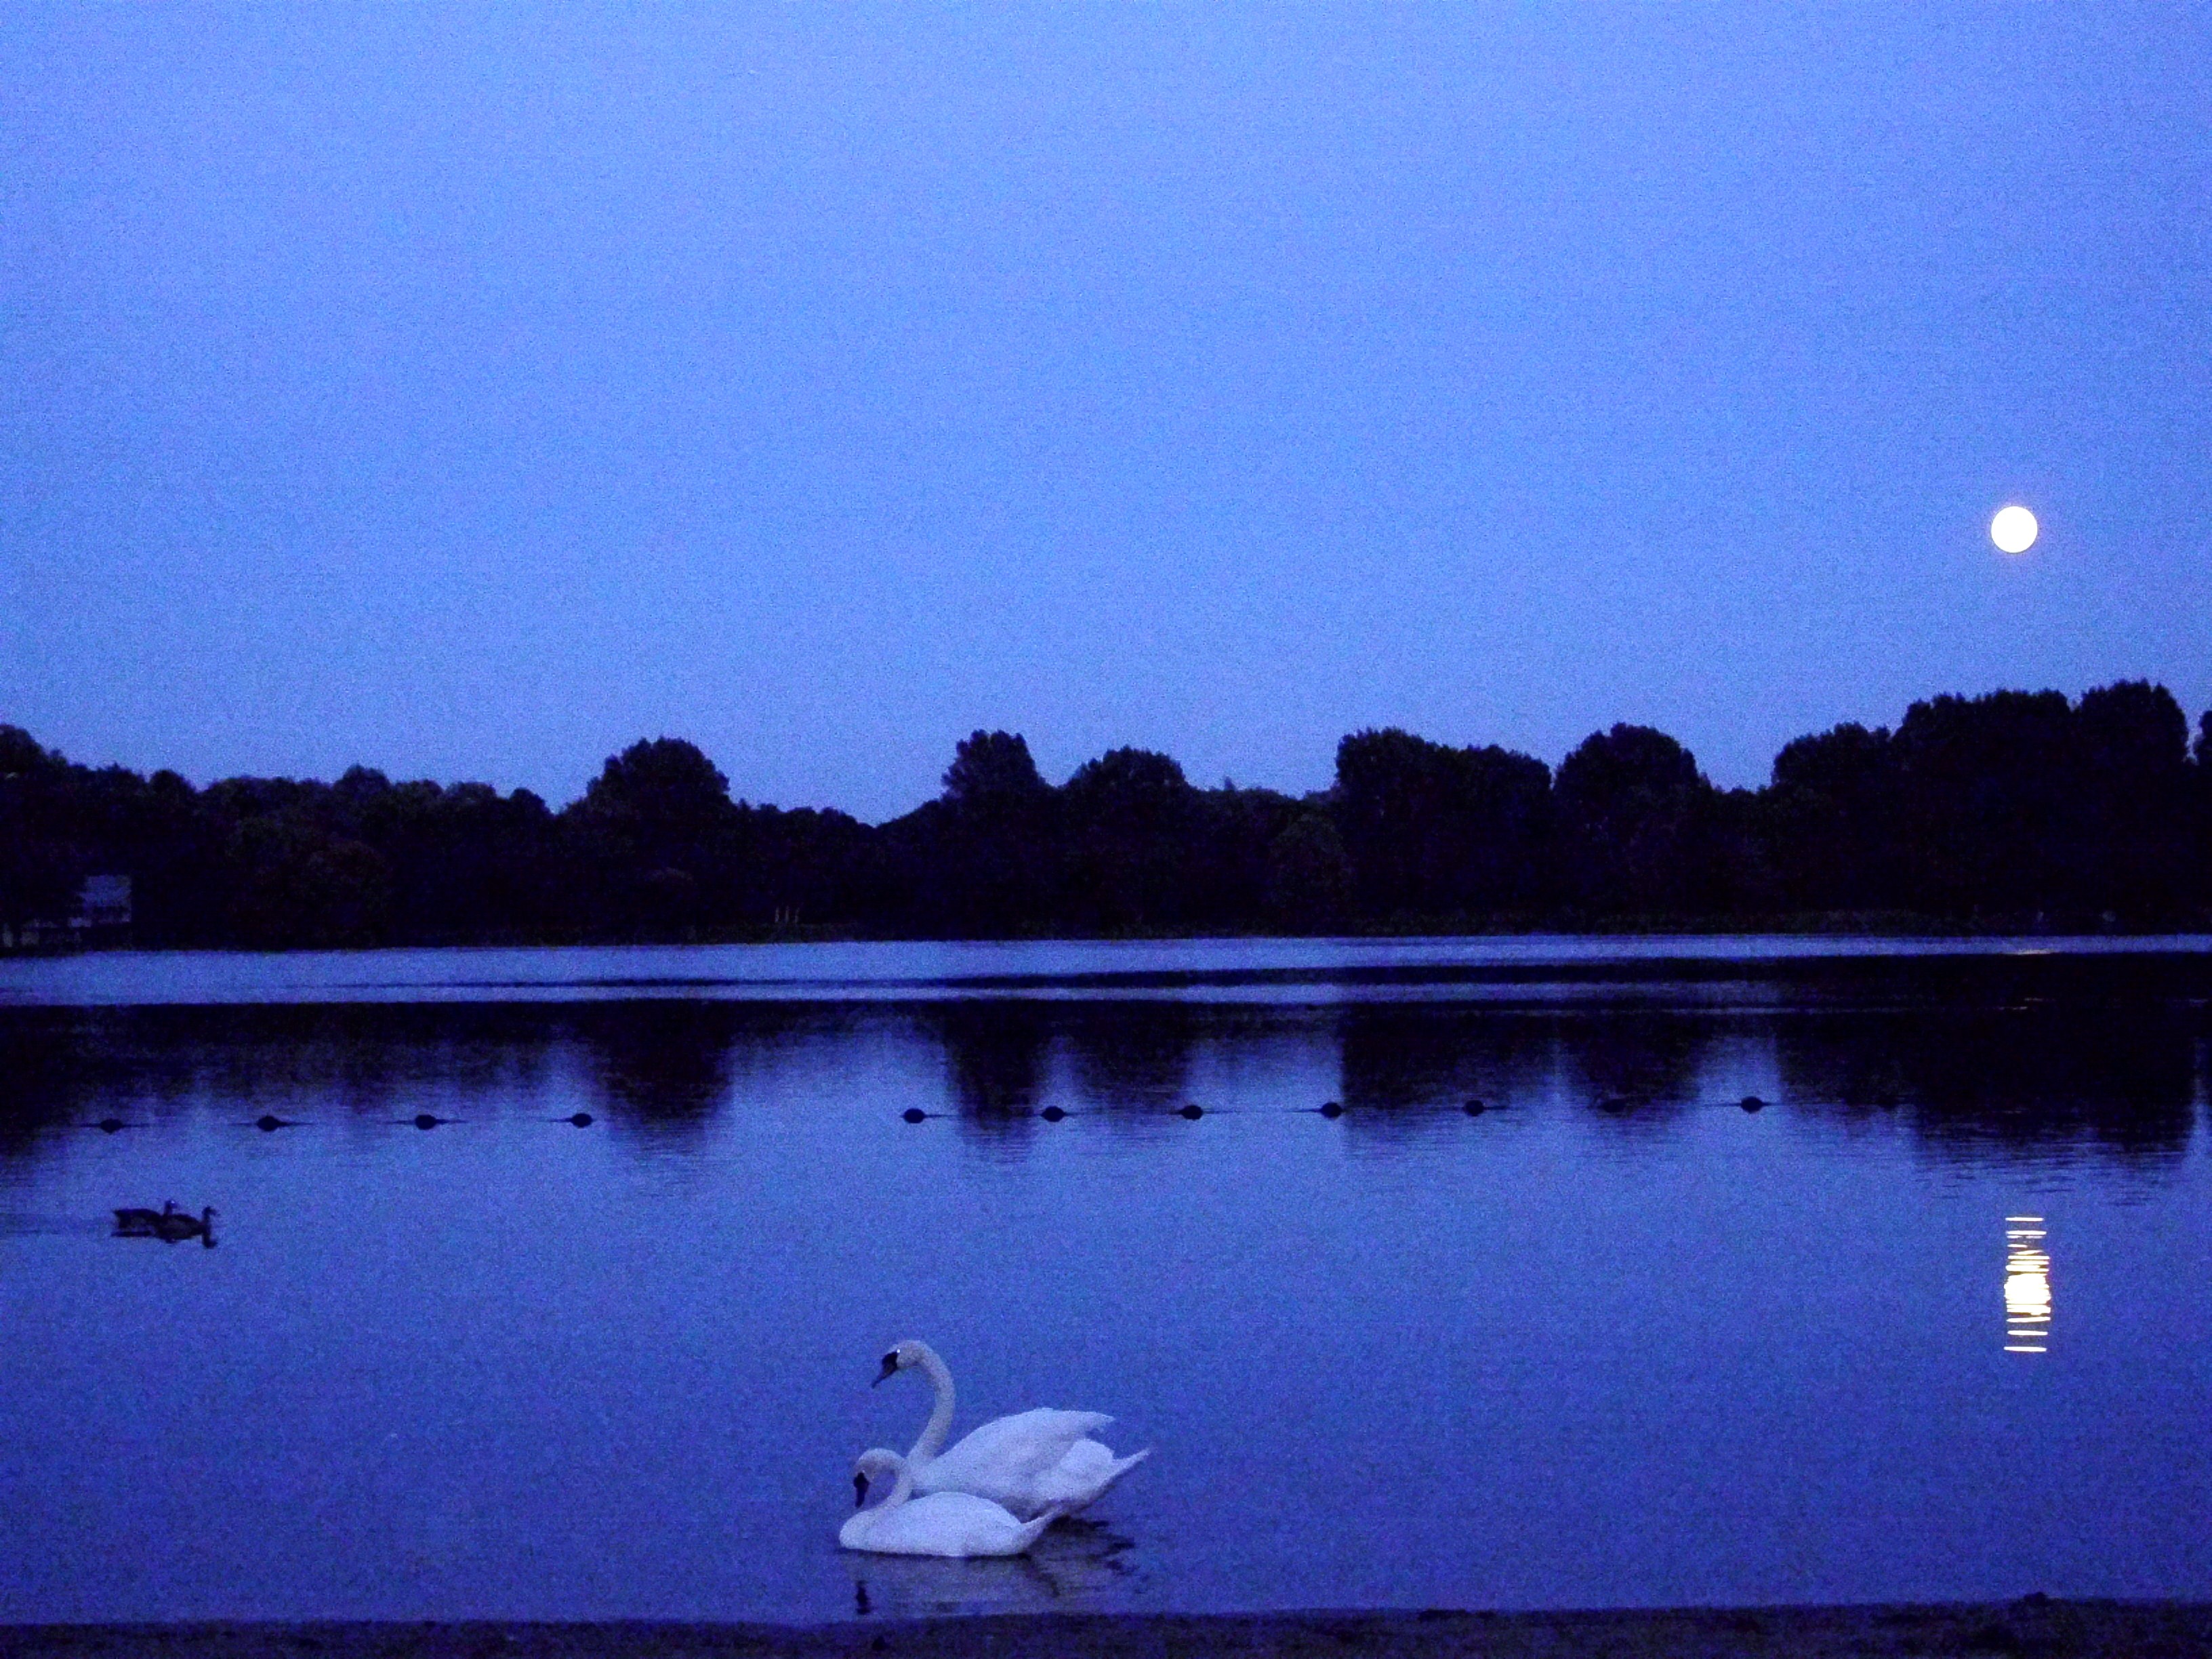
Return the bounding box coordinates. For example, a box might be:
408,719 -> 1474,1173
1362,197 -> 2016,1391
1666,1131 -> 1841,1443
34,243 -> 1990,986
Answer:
7,678 -> 2212,947
881,731 -> 1060,933
1765,722 -> 1901,912
0,726 -> 85,934
941,731 -> 1049,809
1891,691 -> 2083,916
1061,747 -> 1204,928
1192,784 -> 1307,926
238,827 -> 392,948
1264,811 -> 1355,929
0,726 -> 56,777
2073,680 -> 2192,918
577,739 -> 735,843
566,738 -> 741,937
1554,724 -> 1716,915
1333,729 -> 1551,918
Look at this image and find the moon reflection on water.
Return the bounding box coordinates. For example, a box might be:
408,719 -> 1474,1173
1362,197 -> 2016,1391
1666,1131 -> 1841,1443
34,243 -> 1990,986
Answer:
2005,1216 -> 2051,1354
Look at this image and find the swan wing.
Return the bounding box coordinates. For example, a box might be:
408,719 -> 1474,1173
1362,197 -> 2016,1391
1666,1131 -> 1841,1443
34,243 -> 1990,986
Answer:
1051,1437 -> 1120,1481
1033,1441 -> 1151,1513
914,1408 -> 1114,1511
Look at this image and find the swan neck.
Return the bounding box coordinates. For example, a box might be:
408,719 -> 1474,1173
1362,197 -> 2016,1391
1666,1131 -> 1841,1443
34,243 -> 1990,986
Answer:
867,1456 -> 914,1515
908,1347 -> 957,1462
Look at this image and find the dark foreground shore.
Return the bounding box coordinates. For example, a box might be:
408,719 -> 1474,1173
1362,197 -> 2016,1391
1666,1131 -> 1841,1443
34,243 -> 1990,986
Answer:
7,1603 -> 2210,1659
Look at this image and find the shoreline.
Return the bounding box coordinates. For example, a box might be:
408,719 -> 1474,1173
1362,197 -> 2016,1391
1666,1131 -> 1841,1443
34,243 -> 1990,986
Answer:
12,918 -> 2212,956
7,1601 -> 2211,1659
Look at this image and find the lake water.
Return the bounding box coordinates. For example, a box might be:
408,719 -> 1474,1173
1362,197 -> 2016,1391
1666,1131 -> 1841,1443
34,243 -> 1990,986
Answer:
2,937 -> 2209,1624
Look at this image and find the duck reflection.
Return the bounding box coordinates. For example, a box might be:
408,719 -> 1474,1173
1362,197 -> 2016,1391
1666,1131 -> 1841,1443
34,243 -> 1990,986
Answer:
2005,1216 -> 2051,1354
848,1516 -> 1136,1618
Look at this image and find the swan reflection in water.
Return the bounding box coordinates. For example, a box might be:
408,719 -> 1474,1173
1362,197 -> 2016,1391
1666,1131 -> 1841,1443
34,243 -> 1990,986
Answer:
849,1516 -> 1137,1618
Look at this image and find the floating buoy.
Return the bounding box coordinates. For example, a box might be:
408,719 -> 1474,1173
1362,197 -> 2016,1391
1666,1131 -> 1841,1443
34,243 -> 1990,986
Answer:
1040,1105 -> 1067,1122
567,1111 -> 593,1128
95,1118 -> 127,1134
1318,1101 -> 1344,1119
1463,1098 -> 1486,1116
1740,1095 -> 1765,1113
901,1107 -> 927,1124
413,1113 -> 441,1130
1177,1103 -> 1204,1120
254,1114 -> 295,1132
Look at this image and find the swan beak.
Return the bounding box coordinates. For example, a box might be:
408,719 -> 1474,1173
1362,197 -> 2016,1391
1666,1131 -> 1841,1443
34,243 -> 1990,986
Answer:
872,1358 -> 897,1386
853,1471 -> 869,1509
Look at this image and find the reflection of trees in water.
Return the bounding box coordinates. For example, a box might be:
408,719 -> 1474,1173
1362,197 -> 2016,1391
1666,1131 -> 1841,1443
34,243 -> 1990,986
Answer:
138,1005 -> 566,1119
0,1002 -> 833,1163
1776,1006 -> 2197,1163
0,1012 -> 97,1157
930,1003 -> 1053,1113
848,1517 -> 1137,1618
198,1007 -> 413,1115
1063,1002 -> 1195,1112
7,987 -> 2201,1178
1557,1010 -> 1713,1118
0,1005 -> 517,1156
575,1004 -> 747,1139
1336,1005 -> 1551,1114
926,1003 -> 1054,1149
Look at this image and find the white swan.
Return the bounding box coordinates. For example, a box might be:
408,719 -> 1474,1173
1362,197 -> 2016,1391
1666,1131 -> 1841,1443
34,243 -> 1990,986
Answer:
839,1448 -> 1055,1558
875,1339 -> 1151,1520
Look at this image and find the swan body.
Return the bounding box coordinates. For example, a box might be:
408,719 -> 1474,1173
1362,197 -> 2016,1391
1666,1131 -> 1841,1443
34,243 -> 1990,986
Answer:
840,1449 -> 1054,1558
877,1340 -> 1151,1519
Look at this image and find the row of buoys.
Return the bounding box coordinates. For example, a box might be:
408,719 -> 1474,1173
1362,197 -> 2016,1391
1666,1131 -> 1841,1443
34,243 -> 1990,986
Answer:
83,1111 -> 596,1133
384,1111 -> 595,1130
902,1097 -> 1499,1122
56,1099 -> 1889,1141
899,1094 -> 1833,1122
1319,1098 -> 1492,1118
83,1097 -> 1815,1132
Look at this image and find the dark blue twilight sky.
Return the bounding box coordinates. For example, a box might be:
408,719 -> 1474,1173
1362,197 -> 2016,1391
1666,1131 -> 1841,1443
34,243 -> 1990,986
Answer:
4,7 -> 2207,820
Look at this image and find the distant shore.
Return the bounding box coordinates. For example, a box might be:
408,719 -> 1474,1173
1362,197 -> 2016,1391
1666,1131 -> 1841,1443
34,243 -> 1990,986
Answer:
11,915 -> 2212,959
8,1601 -> 2211,1659
11,684 -> 2212,952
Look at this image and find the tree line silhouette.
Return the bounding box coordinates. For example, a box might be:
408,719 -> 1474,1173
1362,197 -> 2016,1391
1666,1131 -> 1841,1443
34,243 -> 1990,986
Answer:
4,679 -> 2210,948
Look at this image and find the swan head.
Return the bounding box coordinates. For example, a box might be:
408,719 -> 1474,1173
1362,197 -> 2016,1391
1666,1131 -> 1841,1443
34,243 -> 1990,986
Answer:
874,1339 -> 930,1386
852,1447 -> 905,1506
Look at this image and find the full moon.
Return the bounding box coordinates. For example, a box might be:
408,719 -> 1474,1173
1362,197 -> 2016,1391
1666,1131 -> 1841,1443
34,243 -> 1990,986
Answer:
1991,504 -> 2039,554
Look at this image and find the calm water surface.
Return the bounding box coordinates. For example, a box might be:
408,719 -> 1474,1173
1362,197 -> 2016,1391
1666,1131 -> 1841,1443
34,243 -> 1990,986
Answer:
1,938 -> 2208,1622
